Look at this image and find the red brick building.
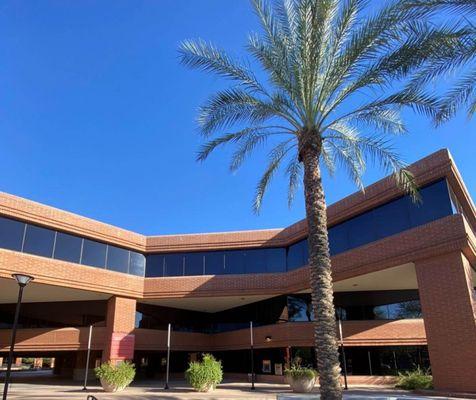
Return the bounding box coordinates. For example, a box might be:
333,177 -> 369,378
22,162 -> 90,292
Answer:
0,149 -> 475,392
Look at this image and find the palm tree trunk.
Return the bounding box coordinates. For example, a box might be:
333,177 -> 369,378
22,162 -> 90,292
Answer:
301,144 -> 343,400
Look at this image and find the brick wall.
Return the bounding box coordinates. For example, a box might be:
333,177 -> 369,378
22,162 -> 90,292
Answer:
102,296 -> 136,363
416,252 -> 476,392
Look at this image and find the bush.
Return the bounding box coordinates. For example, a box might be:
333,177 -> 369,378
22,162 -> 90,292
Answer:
95,361 -> 135,390
185,354 -> 223,392
285,363 -> 317,380
396,367 -> 433,390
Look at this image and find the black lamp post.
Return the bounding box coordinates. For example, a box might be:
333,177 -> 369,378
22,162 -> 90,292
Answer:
2,273 -> 34,400
249,321 -> 255,390
337,314 -> 348,391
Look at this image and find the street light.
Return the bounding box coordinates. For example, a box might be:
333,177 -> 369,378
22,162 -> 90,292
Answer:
2,273 -> 34,400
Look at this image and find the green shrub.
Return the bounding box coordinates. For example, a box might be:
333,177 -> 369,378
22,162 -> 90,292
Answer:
185,354 -> 223,391
396,367 -> 433,390
95,361 -> 135,389
285,363 -> 317,380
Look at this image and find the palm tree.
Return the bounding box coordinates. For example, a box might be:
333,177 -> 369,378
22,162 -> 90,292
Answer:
178,1 -> 463,398
406,0 -> 476,124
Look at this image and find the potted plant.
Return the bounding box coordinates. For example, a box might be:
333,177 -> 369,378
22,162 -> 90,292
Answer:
185,353 -> 223,392
285,361 -> 317,393
95,361 -> 135,392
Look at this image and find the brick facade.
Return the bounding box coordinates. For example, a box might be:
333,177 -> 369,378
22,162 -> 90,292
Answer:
416,252 -> 476,392
0,149 -> 474,392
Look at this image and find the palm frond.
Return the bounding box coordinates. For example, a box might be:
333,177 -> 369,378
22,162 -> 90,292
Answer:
197,88 -> 275,135
253,141 -> 293,213
434,68 -> 476,124
406,0 -> 476,14
285,152 -> 302,207
197,127 -> 271,162
179,39 -> 264,93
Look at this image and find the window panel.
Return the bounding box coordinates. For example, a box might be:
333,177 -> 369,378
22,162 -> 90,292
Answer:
328,223 -> 348,255
145,254 -> 164,277
302,238 -> 309,266
129,251 -> 146,276
287,240 -> 306,271
373,197 -> 411,239
0,217 -> 25,252
287,296 -> 313,321
224,250 -> 245,274
106,246 -> 130,273
164,254 -> 183,276
346,212 -> 376,249
243,249 -> 266,274
204,251 -> 224,275
184,252 -> 204,276
53,232 -> 82,263
81,239 -> 107,268
409,179 -> 453,226
23,224 -> 55,257
265,248 -> 286,273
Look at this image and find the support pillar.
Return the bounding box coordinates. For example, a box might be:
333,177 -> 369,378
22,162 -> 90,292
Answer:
102,296 -> 136,364
415,252 -> 476,392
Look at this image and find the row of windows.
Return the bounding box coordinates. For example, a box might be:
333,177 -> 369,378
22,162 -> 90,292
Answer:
287,296 -> 422,322
146,248 -> 286,277
0,179 -> 456,278
146,179 -> 455,277
0,218 -> 145,276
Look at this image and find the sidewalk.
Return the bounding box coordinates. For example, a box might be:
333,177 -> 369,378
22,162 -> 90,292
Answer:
1,381 -> 467,400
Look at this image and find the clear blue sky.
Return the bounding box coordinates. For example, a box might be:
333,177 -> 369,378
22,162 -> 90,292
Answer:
0,0 -> 474,235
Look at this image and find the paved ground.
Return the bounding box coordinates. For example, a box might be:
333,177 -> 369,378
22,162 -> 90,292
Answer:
1,380 -> 469,400
0,371 -> 469,400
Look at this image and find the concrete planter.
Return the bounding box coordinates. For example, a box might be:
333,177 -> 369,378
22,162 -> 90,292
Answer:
100,378 -> 128,392
195,383 -> 215,392
287,376 -> 316,393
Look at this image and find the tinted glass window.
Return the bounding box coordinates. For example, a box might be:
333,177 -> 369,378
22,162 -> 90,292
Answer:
204,251 -> 224,275
244,249 -> 266,273
302,238 -> 309,266
81,239 -> 107,268
129,252 -> 145,276
265,248 -> 286,272
346,212 -> 376,249
328,223 -> 348,255
23,224 -> 55,257
224,250 -> 245,274
373,197 -> 410,239
409,179 -> 453,226
288,296 -> 314,321
184,252 -> 204,276
287,240 -> 306,270
164,254 -> 183,276
53,232 -> 82,263
0,217 -> 25,252
107,246 -> 130,273
145,254 -> 164,277
389,300 -> 422,319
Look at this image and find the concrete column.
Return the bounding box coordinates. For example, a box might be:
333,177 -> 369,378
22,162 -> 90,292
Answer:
415,252 -> 476,392
102,296 -> 136,364
14,357 -> 22,367
33,358 -> 43,369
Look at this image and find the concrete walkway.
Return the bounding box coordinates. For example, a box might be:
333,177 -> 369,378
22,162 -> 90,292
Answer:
1,381 -> 468,400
